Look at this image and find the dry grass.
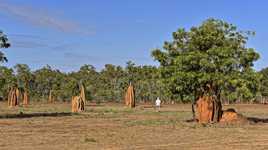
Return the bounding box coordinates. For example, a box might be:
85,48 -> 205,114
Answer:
0,102 -> 267,150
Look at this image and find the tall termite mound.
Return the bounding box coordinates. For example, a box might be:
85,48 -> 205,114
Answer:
71,83 -> 85,112
22,90 -> 29,105
72,96 -> 84,112
125,83 -> 135,108
196,96 -> 215,123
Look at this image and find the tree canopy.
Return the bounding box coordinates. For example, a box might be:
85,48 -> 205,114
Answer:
152,18 -> 261,103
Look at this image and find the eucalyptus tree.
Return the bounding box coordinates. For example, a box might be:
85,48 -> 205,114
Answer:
14,64 -> 33,102
0,66 -> 16,99
98,64 -> 126,102
33,65 -> 60,101
0,31 -> 12,100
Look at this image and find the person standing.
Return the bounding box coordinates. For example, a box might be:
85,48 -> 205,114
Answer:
155,97 -> 161,111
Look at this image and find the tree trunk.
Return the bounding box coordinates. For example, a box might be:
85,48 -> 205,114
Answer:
192,92 -> 198,121
48,90 -> 53,103
212,96 -> 222,122
191,102 -> 196,121
8,89 -> 12,106
80,85 -> 86,105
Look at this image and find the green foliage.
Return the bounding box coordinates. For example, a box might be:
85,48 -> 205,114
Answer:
14,64 -> 32,88
33,65 -> 68,101
0,30 -> 10,62
84,137 -> 97,143
259,68 -> 268,97
152,18 -> 261,103
0,66 -> 16,99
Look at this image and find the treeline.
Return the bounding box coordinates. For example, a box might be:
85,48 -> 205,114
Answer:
0,62 -> 268,103
0,62 -> 165,103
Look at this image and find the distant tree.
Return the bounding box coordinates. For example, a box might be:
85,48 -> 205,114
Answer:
0,30 -> 10,62
152,18 -> 260,121
124,62 -> 163,103
259,68 -> 268,98
34,65 -> 60,101
14,64 -> 32,85
0,66 -> 16,99
99,64 -> 126,102
75,64 -> 99,101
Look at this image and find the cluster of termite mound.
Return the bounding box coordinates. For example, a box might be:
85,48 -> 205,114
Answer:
6,81 -> 137,113
195,95 -> 245,124
6,81 -> 248,124
8,87 -> 29,107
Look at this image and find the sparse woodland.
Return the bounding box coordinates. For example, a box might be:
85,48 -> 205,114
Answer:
1,19 -> 268,104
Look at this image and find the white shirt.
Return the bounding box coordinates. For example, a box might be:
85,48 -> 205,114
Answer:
155,99 -> 161,106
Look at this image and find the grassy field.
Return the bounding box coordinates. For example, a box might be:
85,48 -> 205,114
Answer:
0,102 -> 267,150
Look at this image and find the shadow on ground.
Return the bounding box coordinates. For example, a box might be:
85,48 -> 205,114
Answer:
86,104 -> 104,107
185,117 -> 268,124
0,112 -> 73,119
247,117 -> 268,123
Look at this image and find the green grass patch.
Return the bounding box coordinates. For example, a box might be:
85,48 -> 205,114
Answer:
84,137 -> 97,143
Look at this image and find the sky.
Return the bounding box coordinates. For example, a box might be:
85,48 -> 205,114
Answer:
0,0 -> 267,72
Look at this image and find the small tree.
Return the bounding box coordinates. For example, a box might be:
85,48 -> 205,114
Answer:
152,19 -> 260,122
0,30 -> 10,62
0,66 -> 16,100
